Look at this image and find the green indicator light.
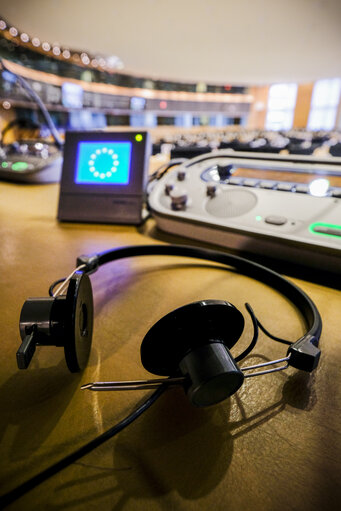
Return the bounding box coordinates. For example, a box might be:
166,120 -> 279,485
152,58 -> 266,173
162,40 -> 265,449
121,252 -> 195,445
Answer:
135,134 -> 143,142
11,161 -> 28,172
309,222 -> 341,239
256,215 -> 262,221
1,161 -> 9,168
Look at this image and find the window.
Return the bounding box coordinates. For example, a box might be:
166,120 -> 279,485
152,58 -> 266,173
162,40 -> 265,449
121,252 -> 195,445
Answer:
307,79 -> 341,130
265,83 -> 298,130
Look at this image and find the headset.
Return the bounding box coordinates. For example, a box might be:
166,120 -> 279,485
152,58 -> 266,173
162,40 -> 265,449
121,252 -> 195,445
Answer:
2,243 -> 322,506
17,243 -> 322,407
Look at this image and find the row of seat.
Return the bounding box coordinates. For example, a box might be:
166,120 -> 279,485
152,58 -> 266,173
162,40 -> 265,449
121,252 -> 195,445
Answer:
152,129 -> 341,159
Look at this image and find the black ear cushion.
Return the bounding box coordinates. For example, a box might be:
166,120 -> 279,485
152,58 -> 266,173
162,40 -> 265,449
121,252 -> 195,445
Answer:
64,272 -> 94,372
140,300 -> 244,376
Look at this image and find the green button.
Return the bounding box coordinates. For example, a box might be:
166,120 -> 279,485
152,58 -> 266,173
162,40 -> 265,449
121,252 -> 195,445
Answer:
11,161 -> 28,171
1,161 -> 9,168
309,222 -> 341,238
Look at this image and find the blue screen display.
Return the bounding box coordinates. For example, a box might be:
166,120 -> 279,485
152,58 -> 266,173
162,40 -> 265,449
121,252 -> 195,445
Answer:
75,141 -> 132,185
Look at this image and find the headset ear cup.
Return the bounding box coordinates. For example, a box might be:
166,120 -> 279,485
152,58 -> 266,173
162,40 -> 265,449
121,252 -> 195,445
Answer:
179,343 -> 244,406
140,300 -> 245,406
140,300 -> 244,375
64,272 -> 94,372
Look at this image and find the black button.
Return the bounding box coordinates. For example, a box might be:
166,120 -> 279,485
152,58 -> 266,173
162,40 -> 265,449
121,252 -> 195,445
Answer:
217,164 -> 234,179
265,215 -> 287,226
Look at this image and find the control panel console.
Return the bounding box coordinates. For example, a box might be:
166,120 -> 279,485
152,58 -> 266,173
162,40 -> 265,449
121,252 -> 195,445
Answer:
148,151 -> 341,273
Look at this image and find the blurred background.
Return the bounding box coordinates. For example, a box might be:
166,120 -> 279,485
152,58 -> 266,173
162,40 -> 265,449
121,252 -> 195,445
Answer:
0,0 -> 341,156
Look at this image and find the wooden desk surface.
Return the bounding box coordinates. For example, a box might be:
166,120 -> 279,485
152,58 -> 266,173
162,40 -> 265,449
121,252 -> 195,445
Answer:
0,181 -> 340,511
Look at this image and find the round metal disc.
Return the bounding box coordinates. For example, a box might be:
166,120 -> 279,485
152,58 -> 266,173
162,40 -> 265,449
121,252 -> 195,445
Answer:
140,300 -> 244,376
64,272 -> 94,372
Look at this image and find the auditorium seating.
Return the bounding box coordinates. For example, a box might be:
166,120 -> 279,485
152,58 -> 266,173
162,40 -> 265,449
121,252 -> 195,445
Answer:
153,129 -> 341,158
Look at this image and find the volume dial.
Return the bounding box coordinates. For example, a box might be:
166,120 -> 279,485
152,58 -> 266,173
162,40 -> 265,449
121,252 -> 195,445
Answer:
170,191 -> 188,211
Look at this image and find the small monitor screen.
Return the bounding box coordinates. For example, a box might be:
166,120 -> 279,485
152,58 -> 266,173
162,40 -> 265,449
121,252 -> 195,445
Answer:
75,141 -> 132,185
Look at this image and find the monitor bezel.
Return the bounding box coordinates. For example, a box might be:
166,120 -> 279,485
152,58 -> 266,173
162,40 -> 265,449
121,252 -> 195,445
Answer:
60,130 -> 150,196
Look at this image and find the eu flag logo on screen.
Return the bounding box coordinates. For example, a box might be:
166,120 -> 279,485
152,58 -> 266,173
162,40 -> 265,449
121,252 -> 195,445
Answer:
75,141 -> 132,185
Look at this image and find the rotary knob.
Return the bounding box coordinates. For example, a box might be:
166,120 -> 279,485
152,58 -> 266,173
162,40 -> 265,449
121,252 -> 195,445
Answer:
164,183 -> 174,196
177,170 -> 186,181
216,164 -> 234,180
206,184 -> 217,198
170,191 -> 188,211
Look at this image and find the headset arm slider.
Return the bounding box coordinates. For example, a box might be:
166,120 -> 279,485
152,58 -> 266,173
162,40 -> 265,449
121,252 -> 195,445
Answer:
287,335 -> 320,372
76,254 -> 99,274
16,328 -> 37,369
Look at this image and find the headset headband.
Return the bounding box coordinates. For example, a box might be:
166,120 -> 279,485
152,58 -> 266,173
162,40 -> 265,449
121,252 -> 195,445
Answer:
17,243 -> 321,375
76,244 -> 321,372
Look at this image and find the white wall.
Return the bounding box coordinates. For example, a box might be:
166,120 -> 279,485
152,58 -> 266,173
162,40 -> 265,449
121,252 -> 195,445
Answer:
1,0 -> 341,85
